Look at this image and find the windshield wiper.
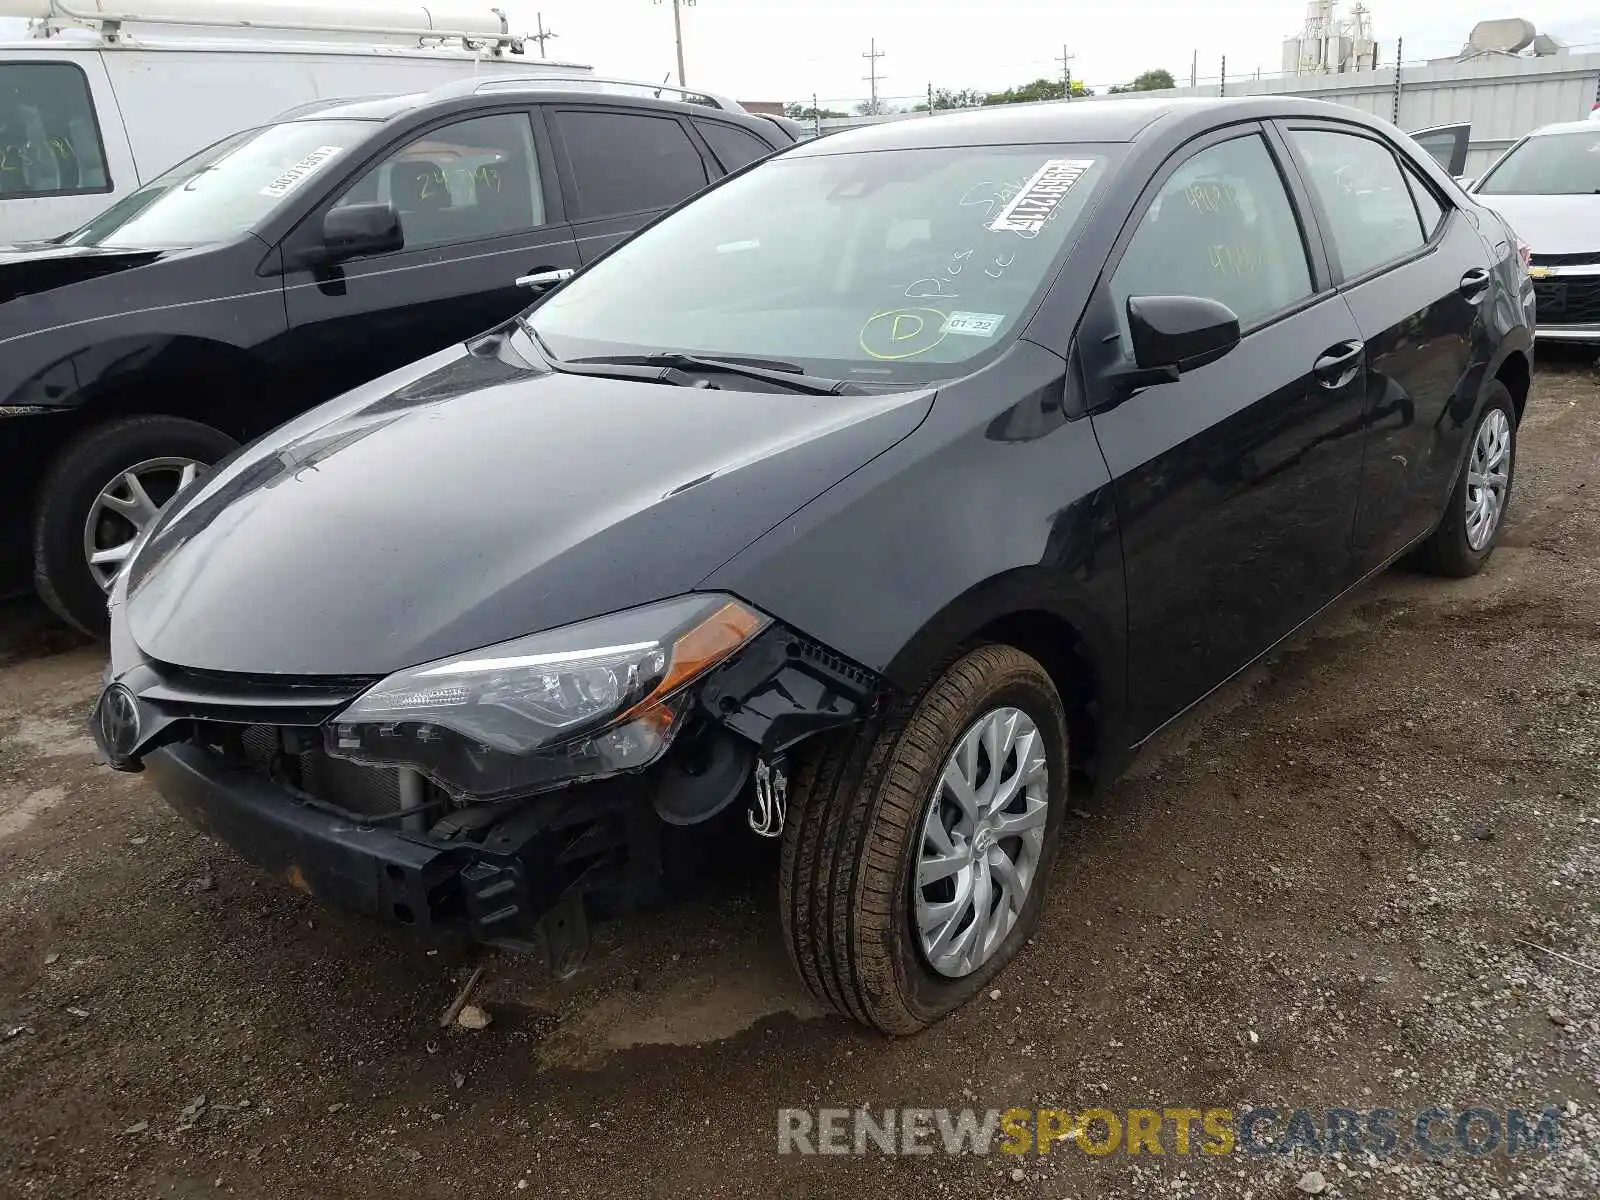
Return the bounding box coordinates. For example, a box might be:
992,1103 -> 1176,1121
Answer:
571,352 -> 864,395
516,321 -> 700,387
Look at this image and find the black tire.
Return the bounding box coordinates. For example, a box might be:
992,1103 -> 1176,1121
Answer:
1413,382 -> 1517,578
778,644 -> 1069,1034
33,415 -> 237,636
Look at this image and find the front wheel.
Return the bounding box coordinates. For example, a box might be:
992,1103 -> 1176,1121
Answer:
779,644 -> 1069,1034
1413,382 -> 1517,578
33,415 -> 238,636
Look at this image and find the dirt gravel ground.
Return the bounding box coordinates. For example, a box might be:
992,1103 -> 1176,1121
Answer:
3,358 -> 1600,1199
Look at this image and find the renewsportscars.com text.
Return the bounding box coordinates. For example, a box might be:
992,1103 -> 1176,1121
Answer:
777,1105 -> 1564,1158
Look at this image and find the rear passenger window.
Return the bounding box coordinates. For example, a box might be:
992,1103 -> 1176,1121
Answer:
1289,130 -> 1425,277
0,62 -> 110,197
1111,133 -> 1313,333
1404,168 -> 1445,238
693,120 -> 772,172
554,109 -> 708,218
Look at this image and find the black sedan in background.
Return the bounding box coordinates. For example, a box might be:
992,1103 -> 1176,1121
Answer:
94,96 -> 1533,1033
0,80 -> 793,634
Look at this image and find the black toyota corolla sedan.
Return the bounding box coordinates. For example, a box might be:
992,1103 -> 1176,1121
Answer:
93,96 -> 1534,1034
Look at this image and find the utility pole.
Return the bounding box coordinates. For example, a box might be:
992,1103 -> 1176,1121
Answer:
812,91 -> 820,137
1058,45 -> 1075,100
529,11 -> 557,57
1392,36 -> 1404,122
1219,54 -> 1227,96
653,0 -> 695,87
862,38 -> 885,114
1190,48 -> 1198,88
927,81 -> 934,115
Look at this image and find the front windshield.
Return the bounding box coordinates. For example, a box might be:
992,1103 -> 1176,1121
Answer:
531,143 -> 1117,383
1477,130 -> 1600,196
61,119 -> 374,248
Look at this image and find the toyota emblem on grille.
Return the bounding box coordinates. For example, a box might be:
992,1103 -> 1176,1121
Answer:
97,684 -> 142,759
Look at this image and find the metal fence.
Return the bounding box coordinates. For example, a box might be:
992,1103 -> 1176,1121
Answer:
816,51 -> 1600,175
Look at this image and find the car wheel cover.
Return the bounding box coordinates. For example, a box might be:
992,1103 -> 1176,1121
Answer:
1465,408 -> 1512,552
914,705 -> 1049,979
82,457 -> 202,591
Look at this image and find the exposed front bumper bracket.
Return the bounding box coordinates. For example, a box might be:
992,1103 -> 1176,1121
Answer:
147,740 -> 647,961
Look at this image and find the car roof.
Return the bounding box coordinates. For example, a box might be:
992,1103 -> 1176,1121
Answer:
1527,118 -> 1600,137
787,95 -> 1394,155
290,93 -> 426,121
288,87 -> 774,129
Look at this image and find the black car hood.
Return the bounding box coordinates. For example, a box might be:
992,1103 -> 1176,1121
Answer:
126,338 -> 934,675
0,243 -> 167,305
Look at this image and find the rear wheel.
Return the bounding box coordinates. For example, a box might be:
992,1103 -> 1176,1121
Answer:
1413,382 -> 1517,578
33,416 -> 237,636
778,644 -> 1069,1034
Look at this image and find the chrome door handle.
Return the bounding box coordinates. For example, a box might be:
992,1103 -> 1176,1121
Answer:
516,267 -> 575,289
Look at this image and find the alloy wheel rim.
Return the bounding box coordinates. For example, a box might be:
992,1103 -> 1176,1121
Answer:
1465,409 -> 1511,552
914,706 -> 1049,979
82,457 -> 202,591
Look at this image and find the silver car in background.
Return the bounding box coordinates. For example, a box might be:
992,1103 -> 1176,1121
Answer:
1472,119 -> 1600,343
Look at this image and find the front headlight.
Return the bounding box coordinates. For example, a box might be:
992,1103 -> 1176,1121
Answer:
325,594 -> 768,800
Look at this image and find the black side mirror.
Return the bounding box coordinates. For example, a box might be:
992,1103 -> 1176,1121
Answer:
1129,294 -> 1241,371
320,202 -> 404,262
1114,294 -> 1241,391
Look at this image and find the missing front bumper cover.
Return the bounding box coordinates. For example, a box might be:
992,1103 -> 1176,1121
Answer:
146,740 -> 655,965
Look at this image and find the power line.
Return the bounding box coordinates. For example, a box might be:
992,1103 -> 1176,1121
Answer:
862,38 -> 886,114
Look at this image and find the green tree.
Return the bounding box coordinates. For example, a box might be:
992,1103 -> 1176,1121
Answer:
1108,68 -> 1176,93
913,87 -> 986,112
982,77 -> 1093,105
784,102 -> 848,120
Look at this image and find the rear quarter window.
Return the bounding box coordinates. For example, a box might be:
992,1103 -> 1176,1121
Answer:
693,119 -> 774,173
0,61 -> 111,198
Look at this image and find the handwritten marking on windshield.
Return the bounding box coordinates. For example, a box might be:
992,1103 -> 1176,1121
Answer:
860,306 -> 950,360
959,180 -> 1022,220
904,249 -> 974,299
984,251 -> 1017,280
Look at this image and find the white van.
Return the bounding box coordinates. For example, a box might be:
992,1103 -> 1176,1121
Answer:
0,0 -> 591,241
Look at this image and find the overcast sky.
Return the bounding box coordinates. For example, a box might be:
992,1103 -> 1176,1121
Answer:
499,0 -> 1600,104
5,1 -> 1599,106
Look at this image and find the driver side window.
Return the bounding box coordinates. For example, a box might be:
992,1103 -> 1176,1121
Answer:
333,113 -> 547,253
1111,133 -> 1313,342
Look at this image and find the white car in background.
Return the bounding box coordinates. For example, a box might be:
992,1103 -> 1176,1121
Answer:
1471,118 -> 1600,343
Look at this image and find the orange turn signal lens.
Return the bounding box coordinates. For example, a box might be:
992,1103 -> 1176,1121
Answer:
619,599 -> 768,720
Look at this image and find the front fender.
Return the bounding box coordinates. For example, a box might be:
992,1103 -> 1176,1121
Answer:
701,340 -> 1128,764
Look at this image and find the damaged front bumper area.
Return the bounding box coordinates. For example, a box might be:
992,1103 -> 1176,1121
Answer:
91,596 -> 884,970
144,735 -> 655,975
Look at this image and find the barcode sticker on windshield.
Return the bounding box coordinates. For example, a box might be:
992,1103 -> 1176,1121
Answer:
943,311 -> 1004,337
260,146 -> 345,199
988,158 -> 1096,234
